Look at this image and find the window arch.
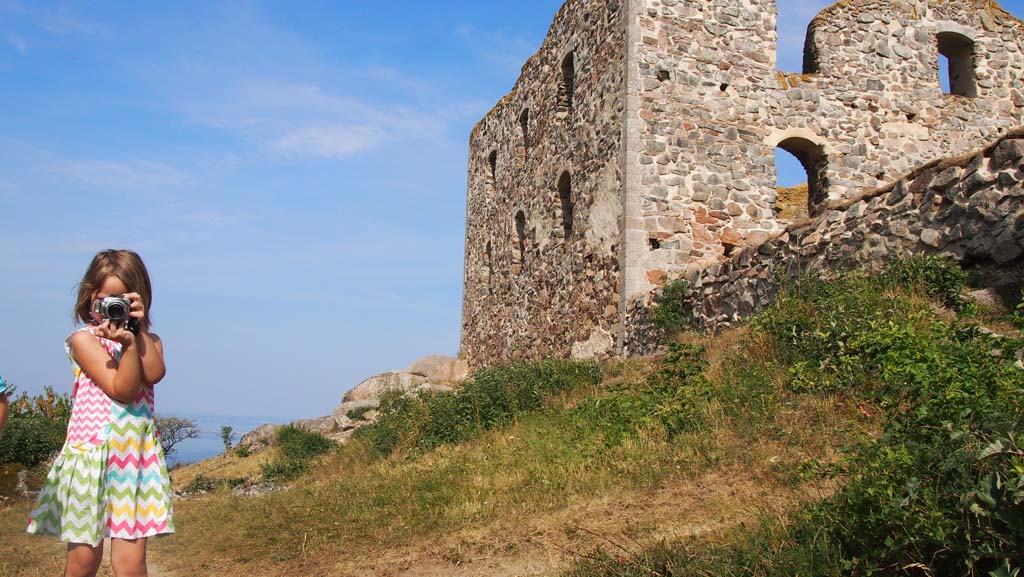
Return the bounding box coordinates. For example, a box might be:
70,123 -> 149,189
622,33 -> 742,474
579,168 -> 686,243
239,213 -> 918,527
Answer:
558,52 -> 575,117
513,211 -> 527,273
937,32 -> 978,98
487,150 -> 498,186
519,109 -> 530,155
557,171 -> 574,237
775,138 -> 828,216
484,241 -> 494,295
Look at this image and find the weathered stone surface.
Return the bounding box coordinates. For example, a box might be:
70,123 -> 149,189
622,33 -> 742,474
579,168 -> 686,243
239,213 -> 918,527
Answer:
462,0 -> 1024,366
332,399 -> 379,421
407,355 -> 469,383
682,134 -> 1024,331
570,326 -> 615,359
994,139 -> 1024,168
238,424 -> 277,451
968,288 -> 1008,311
342,371 -> 428,403
292,415 -> 339,435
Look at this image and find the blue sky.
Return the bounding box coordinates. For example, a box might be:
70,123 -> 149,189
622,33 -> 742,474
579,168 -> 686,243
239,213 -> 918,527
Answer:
3,0 -> 1023,421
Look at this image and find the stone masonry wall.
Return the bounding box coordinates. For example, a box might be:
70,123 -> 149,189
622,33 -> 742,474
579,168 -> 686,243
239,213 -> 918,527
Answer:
683,130 -> 1024,331
622,0 -> 1024,353
463,0 -> 1024,367
461,0 -> 626,368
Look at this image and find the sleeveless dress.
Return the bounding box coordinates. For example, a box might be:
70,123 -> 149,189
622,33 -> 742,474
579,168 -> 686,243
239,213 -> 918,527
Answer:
26,327 -> 174,545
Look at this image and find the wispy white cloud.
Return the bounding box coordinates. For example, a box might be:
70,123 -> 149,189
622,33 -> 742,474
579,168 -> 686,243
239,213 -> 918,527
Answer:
171,75 -> 462,161
0,1 -> 108,38
52,158 -> 193,189
0,138 -> 194,190
4,34 -> 28,53
272,123 -> 384,158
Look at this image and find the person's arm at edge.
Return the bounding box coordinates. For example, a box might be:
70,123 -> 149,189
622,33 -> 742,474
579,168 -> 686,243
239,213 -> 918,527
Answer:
0,392 -> 8,436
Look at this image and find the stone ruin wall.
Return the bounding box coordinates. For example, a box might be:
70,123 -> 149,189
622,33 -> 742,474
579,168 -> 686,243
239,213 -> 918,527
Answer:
462,0 -> 1024,367
683,130 -> 1024,330
461,0 -> 626,368
623,0 -> 1024,354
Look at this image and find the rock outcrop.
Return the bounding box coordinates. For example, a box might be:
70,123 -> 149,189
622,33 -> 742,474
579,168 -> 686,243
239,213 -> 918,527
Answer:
237,354 -> 466,452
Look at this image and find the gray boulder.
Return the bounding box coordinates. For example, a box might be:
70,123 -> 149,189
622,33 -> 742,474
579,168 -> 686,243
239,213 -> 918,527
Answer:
293,415 -> 343,436
407,355 -> 469,383
333,399 -> 379,422
341,371 -> 428,402
968,287 -> 1008,311
238,423 -> 277,451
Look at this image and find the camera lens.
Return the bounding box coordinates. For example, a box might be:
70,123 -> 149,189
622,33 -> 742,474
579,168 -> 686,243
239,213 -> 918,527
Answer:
106,301 -> 127,320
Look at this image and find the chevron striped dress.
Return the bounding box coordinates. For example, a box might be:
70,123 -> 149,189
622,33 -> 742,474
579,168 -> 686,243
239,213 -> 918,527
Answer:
26,328 -> 174,545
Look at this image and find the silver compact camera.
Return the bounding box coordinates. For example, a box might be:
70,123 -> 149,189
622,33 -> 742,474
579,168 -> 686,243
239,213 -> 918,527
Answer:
93,295 -> 139,333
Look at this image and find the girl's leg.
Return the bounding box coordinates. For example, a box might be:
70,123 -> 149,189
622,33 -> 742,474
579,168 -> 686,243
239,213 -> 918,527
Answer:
110,537 -> 148,577
65,542 -> 103,577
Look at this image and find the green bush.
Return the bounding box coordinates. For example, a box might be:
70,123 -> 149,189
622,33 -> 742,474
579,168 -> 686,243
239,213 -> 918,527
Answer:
567,260 -> 1024,577
260,426 -> 334,482
880,253 -> 968,308
0,386 -> 72,467
181,474 -> 248,494
182,474 -> 219,494
570,343 -> 712,447
276,425 -> 334,461
649,278 -> 692,333
360,359 -> 602,457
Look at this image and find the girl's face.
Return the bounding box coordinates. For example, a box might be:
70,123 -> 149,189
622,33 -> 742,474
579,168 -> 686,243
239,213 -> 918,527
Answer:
89,275 -> 129,325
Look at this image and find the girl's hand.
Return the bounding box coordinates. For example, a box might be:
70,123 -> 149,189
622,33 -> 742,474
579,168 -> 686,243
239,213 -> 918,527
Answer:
94,319 -> 136,348
124,292 -> 146,330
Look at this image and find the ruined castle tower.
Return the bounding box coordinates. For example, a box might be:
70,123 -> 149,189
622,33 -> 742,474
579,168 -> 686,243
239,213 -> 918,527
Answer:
461,0 -> 1024,368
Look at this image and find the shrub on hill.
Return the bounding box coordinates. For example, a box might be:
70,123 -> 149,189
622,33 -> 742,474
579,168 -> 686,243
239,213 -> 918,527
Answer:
569,256 -> 1024,577
361,358 -> 602,457
0,386 -> 71,467
261,425 -> 335,482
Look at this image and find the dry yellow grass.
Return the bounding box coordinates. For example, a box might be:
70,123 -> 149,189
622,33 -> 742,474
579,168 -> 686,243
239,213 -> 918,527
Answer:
142,324 -> 869,577
169,448 -> 274,493
0,501 -> 175,577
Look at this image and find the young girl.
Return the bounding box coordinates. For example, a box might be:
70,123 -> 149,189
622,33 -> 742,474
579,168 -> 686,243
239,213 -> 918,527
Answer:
27,249 -> 174,577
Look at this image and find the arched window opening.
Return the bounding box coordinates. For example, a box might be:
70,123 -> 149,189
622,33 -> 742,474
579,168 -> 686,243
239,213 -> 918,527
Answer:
557,171 -> 574,238
513,211 -> 527,273
775,138 -> 828,218
519,109 -> 530,155
485,241 -> 494,295
937,32 -> 978,98
558,52 -> 575,117
487,150 -> 498,186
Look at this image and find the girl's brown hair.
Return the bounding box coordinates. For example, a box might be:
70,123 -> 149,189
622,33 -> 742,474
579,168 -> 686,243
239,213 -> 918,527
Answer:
74,250 -> 154,331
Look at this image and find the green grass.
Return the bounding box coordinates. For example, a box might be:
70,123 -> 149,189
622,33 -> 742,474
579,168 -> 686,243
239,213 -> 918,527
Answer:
567,256 -> 1024,577
152,351 -> 852,576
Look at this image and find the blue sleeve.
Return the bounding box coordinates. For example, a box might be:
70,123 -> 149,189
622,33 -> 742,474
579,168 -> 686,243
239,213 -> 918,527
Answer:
0,375 -> 6,395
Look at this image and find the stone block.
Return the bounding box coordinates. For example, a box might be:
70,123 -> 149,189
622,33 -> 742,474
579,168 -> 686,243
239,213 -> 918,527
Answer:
993,139 -> 1024,168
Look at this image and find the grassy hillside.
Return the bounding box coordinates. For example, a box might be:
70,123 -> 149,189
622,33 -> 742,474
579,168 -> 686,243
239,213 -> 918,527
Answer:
1,256 -> 1019,577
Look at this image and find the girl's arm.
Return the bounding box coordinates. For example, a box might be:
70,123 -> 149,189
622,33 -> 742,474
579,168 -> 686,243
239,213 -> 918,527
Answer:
136,331 -> 166,386
70,324 -> 144,403
124,291 -> 166,386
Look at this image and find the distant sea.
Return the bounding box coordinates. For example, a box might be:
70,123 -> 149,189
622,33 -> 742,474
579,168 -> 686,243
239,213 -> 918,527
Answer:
164,412 -> 292,466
